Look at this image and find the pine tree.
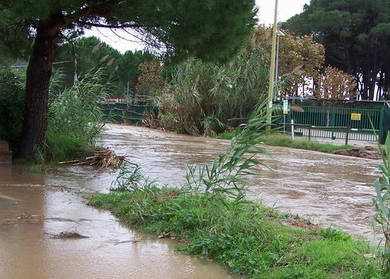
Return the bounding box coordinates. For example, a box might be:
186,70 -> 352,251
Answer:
284,0 -> 390,101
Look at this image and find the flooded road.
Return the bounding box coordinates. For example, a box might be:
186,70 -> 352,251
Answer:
0,124 -> 382,278
100,125 -> 381,242
0,166 -> 237,278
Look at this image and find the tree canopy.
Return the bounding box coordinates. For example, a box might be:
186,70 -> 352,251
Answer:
250,26 -> 325,98
0,0 -> 257,62
285,0 -> 390,100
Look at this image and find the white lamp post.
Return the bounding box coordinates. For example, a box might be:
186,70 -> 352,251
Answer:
266,0 -> 279,128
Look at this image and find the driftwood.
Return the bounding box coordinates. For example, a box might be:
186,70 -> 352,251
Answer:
59,148 -> 125,169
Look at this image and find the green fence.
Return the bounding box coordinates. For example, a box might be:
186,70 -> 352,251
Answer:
281,102 -> 389,144
102,103 -> 155,124
384,107 -> 390,142
102,100 -> 389,144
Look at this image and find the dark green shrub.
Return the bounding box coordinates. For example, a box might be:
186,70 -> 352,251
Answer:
0,67 -> 106,161
0,69 -> 25,150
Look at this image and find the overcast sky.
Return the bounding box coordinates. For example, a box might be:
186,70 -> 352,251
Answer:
84,0 -> 310,53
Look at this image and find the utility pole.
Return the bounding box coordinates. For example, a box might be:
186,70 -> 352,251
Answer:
266,0 -> 279,128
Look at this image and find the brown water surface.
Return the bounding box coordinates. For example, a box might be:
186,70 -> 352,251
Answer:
0,124 -> 382,279
99,125 -> 381,242
0,165 -> 237,279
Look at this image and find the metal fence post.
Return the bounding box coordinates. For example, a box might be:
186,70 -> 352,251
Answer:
308,126 -> 311,141
379,106 -> 385,144
291,119 -> 295,140
345,126 -> 350,146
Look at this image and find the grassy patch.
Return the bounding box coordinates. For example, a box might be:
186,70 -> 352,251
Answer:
217,131 -> 353,154
90,188 -> 382,278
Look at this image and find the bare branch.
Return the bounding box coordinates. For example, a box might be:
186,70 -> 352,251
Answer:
77,20 -> 139,29
109,28 -> 142,43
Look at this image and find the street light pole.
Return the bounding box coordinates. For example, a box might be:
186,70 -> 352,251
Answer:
266,0 -> 279,128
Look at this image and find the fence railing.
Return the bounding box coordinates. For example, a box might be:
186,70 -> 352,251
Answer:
102,103 -> 155,124
282,105 -> 385,143
102,101 -> 388,144
281,122 -> 378,145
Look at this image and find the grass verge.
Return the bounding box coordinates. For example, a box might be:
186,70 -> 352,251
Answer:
90,188 -> 383,279
217,131 -> 353,154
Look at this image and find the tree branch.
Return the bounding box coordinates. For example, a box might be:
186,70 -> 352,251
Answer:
77,20 -> 139,29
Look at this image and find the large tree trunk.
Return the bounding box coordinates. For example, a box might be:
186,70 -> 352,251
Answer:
18,22 -> 59,159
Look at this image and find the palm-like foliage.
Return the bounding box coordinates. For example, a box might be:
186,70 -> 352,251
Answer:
157,50 -> 269,136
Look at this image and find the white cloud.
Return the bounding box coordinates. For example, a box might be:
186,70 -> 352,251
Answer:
256,0 -> 310,24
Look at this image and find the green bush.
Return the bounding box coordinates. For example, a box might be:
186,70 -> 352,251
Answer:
0,69 -> 25,149
156,49 -> 269,136
45,71 -> 107,161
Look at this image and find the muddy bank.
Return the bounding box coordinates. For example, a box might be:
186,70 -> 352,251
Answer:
334,146 -> 381,160
99,124 -> 382,242
0,165 -> 237,279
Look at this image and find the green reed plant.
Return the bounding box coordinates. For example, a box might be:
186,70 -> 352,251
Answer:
111,160 -> 157,192
156,49 -> 269,136
185,101 -> 275,200
45,70 -> 108,161
374,136 -> 390,272
157,58 -> 219,135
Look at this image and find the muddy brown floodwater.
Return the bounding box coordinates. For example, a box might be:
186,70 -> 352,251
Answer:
98,124 -> 382,242
0,124 -> 383,279
0,162 -> 237,277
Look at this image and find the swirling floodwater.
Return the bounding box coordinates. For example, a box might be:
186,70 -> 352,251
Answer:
0,124 -> 382,278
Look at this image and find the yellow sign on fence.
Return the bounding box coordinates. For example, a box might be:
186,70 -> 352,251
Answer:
351,113 -> 362,121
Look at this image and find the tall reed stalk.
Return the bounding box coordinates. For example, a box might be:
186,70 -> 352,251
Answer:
374,136 -> 390,272
185,101 -> 278,200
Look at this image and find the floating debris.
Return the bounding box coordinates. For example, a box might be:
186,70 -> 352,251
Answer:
50,231 -> 90,239
59,148 -> 125,169
112,239 -> 141,246
2,213 -> 42,225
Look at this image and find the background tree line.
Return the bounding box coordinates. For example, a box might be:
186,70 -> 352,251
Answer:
284,0 -> 390,101
55,36 -> 155,97
1,0 -> 389,159
134,26 -> 361,136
